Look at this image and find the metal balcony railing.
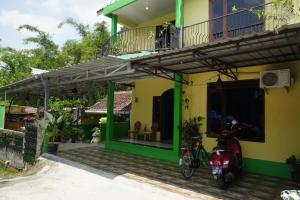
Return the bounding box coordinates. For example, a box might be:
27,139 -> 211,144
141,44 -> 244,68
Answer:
183,2 -> 298,47
101,2 -> 298,57
101,24 -> 180,56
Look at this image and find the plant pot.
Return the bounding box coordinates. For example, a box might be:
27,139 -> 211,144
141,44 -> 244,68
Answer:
48,143 -> 59,154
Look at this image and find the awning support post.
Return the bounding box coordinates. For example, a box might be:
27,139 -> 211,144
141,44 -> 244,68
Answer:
4,91 -> 6,104
41,77 -> 49,153
106,81 -> 115,147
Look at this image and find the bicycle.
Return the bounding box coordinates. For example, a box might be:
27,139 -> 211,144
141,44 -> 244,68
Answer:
180,136 -> 210,179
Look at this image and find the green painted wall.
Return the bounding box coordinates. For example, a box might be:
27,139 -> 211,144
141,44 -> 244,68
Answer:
0,106 -> 5,129
106,141 -> 179,163
243,157 -> 292,180
100,121 -> 130,142
73,125 -> 96,141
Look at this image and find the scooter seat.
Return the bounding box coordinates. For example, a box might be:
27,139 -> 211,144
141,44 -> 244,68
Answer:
213,146 -> 228,152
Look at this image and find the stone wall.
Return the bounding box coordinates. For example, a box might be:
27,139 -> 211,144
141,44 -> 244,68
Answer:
0,125 -> 38,169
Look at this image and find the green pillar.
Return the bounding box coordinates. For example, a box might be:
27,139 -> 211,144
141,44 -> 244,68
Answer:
175,0 -> 184,27
111,14 -> 118,36
0,106 -> 5,129
173,74 -> 182,158
175,0 -> 184,159
42,78 -> 49,153
106,81 -> 115,147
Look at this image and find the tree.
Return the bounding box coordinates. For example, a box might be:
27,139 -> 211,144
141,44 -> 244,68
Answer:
57,18 -> 110,63
18,25 -> 63,70
0,48 -> 32,86
59,40 -> 82,65
80,21 -> 110,61
58,17 -> 90,38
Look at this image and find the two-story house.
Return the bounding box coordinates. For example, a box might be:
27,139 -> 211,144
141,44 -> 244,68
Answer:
101,0 -> 299,180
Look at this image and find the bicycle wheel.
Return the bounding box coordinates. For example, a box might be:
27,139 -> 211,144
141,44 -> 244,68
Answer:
199,147 -> 210,166
180,150 -> 195,179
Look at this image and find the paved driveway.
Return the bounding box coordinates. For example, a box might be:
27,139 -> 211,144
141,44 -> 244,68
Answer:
0,155 -> 190,200
56,146 -> 299,200
0,145 -> 298,200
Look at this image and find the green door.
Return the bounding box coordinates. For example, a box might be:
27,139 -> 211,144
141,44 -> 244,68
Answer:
0,106 -> 5,129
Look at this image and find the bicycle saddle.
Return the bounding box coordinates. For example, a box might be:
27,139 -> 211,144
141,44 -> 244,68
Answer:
191,136 -> 200,140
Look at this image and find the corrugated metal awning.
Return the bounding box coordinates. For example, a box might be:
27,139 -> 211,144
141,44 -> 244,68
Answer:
131,23 -> 300,81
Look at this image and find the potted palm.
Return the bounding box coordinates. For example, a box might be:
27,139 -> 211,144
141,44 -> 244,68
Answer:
45,112 -> 64,153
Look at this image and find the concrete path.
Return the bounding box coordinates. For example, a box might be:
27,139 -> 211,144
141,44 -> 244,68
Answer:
0,154 -> 190,200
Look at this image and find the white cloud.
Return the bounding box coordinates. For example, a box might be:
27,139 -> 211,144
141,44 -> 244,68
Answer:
0,0 -> 113,49
0,10 -> 62,34
0,9 -> 81,42
42,0 -> 62,15
67,0 -> 111,25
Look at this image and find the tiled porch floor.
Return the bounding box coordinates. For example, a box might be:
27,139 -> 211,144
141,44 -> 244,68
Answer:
116,138 -> 173,149
57,146 -> 299,200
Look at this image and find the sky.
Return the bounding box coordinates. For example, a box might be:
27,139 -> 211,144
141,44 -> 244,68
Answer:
0,0 -> 113,49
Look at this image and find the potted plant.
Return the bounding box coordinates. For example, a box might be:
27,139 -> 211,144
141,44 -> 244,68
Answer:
286,155 -> 300,183
67,127 -> 85,143
181,116 -> 203,146
45,112 -> 64,153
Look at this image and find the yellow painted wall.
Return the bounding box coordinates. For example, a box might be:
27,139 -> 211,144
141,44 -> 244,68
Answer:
182,61 -> 300,163
131,61 -> 300,164
131,78 -> 174,130
183,0 -> 209,46
117,12 -> 175,54
184,0 -> 209,26
138,12 -> 175,27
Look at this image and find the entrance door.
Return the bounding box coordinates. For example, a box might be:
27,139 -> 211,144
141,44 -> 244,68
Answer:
160,89 -> 174,142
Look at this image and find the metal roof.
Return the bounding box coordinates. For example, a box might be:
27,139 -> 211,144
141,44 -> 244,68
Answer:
0,56 -> 148,98
131,23 -> 300,80
1,23 -> 300,98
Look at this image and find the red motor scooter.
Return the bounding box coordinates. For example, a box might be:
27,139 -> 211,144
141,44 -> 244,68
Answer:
210,120 -> 244,189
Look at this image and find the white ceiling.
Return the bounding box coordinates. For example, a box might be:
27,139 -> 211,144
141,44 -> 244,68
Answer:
114,0 -> 175,25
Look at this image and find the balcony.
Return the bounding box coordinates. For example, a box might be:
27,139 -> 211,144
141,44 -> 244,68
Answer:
101,3 -> 299,57
101,24 -> 180,57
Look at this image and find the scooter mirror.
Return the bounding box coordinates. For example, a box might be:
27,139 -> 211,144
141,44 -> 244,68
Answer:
232,120 -> 237,125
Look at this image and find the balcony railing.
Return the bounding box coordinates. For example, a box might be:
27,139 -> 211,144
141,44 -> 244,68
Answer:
101,2 -> 298,57
101,24 -> 180,56
183,3 -> 298,47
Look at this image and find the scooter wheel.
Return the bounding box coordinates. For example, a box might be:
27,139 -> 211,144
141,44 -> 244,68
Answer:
217,175 -> 228,189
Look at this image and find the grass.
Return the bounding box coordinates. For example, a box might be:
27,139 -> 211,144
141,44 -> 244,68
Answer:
0,164 -> 19,179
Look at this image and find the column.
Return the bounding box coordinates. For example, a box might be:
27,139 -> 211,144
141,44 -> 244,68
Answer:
106,81 -> 115,146
42,78 -> 49,153
173,74 -> 182,157
111,14 -> 118,38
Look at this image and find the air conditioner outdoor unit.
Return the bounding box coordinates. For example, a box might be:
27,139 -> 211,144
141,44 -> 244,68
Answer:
260,69 -> 291,89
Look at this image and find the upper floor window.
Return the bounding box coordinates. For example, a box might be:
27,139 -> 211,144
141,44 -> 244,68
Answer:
210,0 -> 264,39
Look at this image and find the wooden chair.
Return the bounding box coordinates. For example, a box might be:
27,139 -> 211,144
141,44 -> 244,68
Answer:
144,123 -> 159,141
128,121 -> 142,139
